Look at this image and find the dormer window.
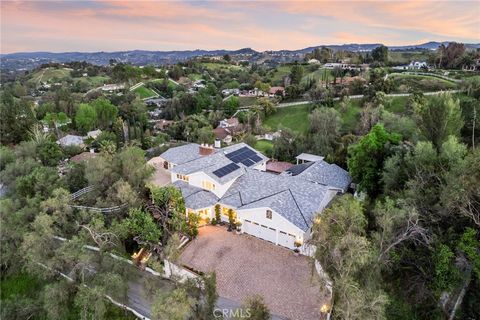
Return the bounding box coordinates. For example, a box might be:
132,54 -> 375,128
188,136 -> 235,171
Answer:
202,180 -> 216,191
266,210 -> 272,219
176,174 -> 189,182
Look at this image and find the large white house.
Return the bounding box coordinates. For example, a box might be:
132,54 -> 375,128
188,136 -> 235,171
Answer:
157,143 -> 352,252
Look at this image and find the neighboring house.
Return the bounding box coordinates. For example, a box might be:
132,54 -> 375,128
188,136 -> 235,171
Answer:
408,61 -> 428,69
158,143 -> 352,252
145,97 -> 169,108
57,135 -> 85,148
215,117 -> 241,144
221,88 -> 240,97
268,86 -> 285,97
101,84 -> 125,92
218,117 -> 239,129
153,119 -> 174,132
213,127 -> 232,144
263,131 -> 281,141
87,129 -> 102,139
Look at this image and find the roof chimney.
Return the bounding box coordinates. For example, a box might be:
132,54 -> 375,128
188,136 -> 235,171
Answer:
214,139 -> 221,149
199,144 -> 215,156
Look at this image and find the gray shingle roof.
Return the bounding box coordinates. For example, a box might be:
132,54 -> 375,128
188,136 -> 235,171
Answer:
220,169 -> 331,231
172,181 -> 219,209
284,162 -> 314,176
291,161 -> 352,192
164,143 -> 350,231
170,143 -> 266,184
57,135 -> 84,147
160,143 -> 205,165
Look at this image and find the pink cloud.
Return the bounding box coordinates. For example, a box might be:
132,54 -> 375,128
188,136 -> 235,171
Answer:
1,0 -> 478,53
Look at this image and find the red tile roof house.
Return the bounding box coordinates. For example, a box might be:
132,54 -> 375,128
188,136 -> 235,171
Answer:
266,160 -> 294,174
268,86 -> 285,97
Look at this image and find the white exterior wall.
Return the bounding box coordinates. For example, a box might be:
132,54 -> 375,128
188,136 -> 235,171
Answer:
253,161 -> 267,171
237,206 -> 307,249
188,172 -> 237,198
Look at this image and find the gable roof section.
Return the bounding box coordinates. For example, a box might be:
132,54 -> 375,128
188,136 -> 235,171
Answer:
172,180 -> 218,210
220,169 -> 330,231
160,143 -> 205,165
171,143 -> 265,185
284,161 -> 314,176
294,161 -> 352,192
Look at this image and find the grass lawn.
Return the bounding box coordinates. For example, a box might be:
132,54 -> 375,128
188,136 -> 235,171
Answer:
188,73 -> 203,81
28,68 -> 71,85
239,96 -> 257,107
263,99 -> 365,136
390,73 -> 457,93
301,68 -> 333,86
254,139 -> 274,154
385,96 -> 408,114
335,99 -> 362,134
0,272 -> 44,300
133,85 -> 158,99
264,104 -> 311,134
201,62 -> 244,71
270,65 -> 292,84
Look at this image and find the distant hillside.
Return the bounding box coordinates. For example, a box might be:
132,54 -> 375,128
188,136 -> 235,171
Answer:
2,42 -> 478,71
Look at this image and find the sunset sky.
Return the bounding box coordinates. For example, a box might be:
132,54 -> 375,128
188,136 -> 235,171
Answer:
1,0 -> 479,53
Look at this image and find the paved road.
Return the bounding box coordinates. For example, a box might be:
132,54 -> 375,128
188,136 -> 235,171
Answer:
238,89 -> 463,110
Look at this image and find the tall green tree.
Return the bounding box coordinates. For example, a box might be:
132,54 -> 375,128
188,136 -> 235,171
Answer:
347,124 -> 400,196
91,98 -> 118,129
372,45 -> 389,63
416,93 -> 463,149
75,103 -> 98,133
290,64 -> 304,85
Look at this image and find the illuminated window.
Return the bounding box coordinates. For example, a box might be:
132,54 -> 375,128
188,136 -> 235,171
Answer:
202,180 -> 215,190
266,210 -> 272,219
176,174 -> 189,182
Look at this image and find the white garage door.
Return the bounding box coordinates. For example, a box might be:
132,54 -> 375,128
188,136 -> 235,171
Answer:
278,231 -> 296,249
244,220 -> 277,243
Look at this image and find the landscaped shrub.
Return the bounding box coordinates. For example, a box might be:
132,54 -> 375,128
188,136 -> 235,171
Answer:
215,204 -> 221,222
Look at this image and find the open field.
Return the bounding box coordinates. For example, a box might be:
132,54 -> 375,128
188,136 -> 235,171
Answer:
74,75 -> 111,87
263,99 -> 365,135
269,65 -> 292,84
238,96 -> 257,107
301,68 -> 334,86
200,62 -> 244,71
27,68 -> 71,85
264,104 -> 311,134
133,85 -> 158,99
390,73 -> 457,92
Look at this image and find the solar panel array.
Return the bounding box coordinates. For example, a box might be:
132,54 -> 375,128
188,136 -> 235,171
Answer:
225,146 -> 263,167
212,163 -> 240,178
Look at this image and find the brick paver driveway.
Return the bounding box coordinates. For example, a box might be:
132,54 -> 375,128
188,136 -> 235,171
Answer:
179,226 -> 326,320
